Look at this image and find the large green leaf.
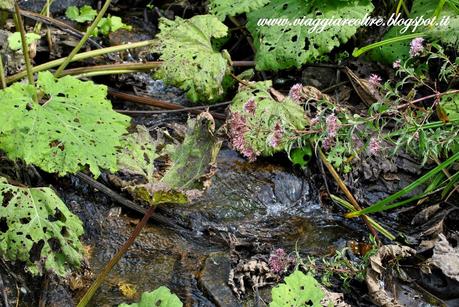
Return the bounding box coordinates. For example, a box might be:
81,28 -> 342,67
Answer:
208,0 -> 270,21
0,177 -> 83,276
228,81 -> 308,160
370,0 -> 459,63
119,286 -> 182,307
154,15 -> 231,103
270,270 -> 324,307
0,71 -> 131,177
246,0 -> 374,71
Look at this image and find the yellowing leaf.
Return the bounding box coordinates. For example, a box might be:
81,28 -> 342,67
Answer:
118,286 -> 182,307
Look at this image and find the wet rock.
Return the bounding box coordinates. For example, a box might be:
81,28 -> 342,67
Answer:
200,252 -> 241,307
301,66 -> 336,88
19,0 -> 95,14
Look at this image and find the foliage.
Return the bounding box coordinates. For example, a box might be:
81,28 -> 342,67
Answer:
7,32 -> 41,51
228,81 -> 308,161
65,5 -> 97,23
0,71 -> 131,177
208,0 -> 269,21
117,114 -> 222,205
246,0 -> 374,71
370,0 -> 459,63
0,0 -> 14,10
65,5 -> 131,36
270,270 -> 324,307
0,177 -> 84,276
93,16 -> 132,36
154,14 -> 231,103
118,286 -> 182,307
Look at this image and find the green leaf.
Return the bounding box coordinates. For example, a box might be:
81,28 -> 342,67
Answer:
0,177 -> 84,276
94,16 -> 132,36
270,270 -> 324,307
208,0 -> 269,21
290,146 -> 312,168
0,71 -> 131,177
154,15 -> 231,103
246,0 -> 374,71
118,286 -> 182,307
229,81 -> 308,159
440,93 -> 459,121
65,5 -> 97,23
7,32 -> 41,51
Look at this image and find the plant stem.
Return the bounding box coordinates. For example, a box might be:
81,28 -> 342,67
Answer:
330,194 -> 396,241
353,32 -> 426,58
6,40 -> 156,84
0,55 -> 6,89
59,62 -> 161,77
318,148 -> 380,243
13,1 -> 35,91
396,89 -> 459,109
54,0 -> 112,77
77,205 -> 157,307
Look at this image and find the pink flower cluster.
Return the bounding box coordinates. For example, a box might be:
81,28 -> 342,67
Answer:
268,122 -> 283,148
288,83 -> 303,102
409,37 -> 424,57
326,114 -> 339,138
368,74 -> 382,88
228,112 -> 258,161
243,98 -> 256,114
368,137 -> 381,155
268,248 -> 295,274
393,59 -> 401,69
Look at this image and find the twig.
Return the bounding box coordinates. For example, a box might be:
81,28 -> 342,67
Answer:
75,172 -> 180,230
77,204 -> 156,307
396,90 -> 459,109
21,9 -> 106,51
0,55 -> 6,89
108,89 -> 227,120
115,100 -> 230,114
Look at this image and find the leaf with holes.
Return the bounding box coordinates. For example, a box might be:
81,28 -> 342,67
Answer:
154,15 -> 231,103
228,81 -> 308,161
208,0 -> 269,21
246,0 -> 374,71
0,71 -> 131,177
0,177 -> 83,276
270,270 -> 324,307
118,286 -> 182,307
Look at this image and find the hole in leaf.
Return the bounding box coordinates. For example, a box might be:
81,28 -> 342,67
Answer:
30,239 -> 45,262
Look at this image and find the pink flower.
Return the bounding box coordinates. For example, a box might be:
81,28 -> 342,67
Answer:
243,98 -> 256,114
368,137 -> 381,155
268,122 -> 283,148
228,112 -> 259,161
368,74 -> 382,88
325,114 -> 339,138
269,248 -> 294,274
322,136 -> 333,150
288,83 -> 303,102
393,59 -> 401,69
409,37 -> 424,57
